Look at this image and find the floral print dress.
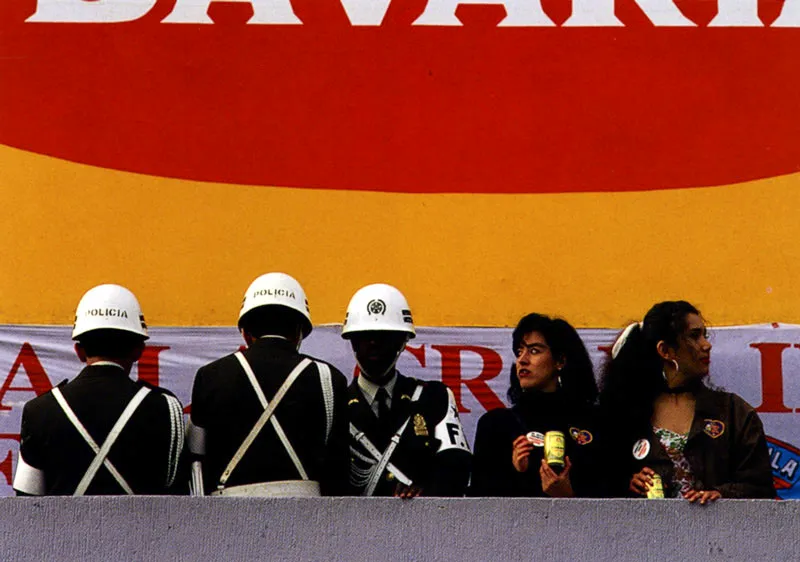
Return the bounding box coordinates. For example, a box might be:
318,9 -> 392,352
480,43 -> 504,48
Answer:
654,427 -> 695,497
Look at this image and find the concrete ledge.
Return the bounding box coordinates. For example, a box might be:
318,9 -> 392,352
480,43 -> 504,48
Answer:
0,498 -> 796,561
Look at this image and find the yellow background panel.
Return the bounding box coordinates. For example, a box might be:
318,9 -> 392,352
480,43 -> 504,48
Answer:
1,144 -> 798,328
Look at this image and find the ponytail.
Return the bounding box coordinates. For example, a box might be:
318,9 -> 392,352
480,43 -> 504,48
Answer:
599,300 -> 702,436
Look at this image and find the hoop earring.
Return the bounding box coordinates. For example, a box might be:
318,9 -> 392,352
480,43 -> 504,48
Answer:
662,359 -> 679,383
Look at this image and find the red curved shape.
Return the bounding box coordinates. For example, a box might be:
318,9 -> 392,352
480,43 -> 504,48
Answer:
1,1 -> 799,193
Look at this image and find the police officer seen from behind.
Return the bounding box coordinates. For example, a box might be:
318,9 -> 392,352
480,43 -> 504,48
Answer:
13,284 -> 186,496
344,284 -> 471,497
187,273 -> 349,496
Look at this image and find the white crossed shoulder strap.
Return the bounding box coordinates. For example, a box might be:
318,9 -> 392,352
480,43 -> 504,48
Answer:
316,362 -> 335,446
51,385 -> 151,496
218,352 -> 334,489
350,383 -> 423,496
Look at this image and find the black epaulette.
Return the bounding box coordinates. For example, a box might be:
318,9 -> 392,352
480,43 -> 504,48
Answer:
405,375 -> 429,388
42,379 -> 69,401
136,379 -> 177,397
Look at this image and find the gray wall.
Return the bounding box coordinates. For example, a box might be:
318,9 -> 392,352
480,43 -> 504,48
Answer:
0,498 -> 796,561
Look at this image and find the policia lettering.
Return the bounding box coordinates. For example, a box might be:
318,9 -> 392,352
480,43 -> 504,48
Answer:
253,289 -> 296,300
83,308 -> 128,318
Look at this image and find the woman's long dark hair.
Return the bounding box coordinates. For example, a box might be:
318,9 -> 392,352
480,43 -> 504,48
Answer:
507,313 -> 597,406
598,300 -> 702,436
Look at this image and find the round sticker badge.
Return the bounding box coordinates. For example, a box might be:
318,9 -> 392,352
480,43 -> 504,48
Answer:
703,419 -> 725,439
526,431 -> 545,447
569,427 -> 594,445
632,438 -> 650,460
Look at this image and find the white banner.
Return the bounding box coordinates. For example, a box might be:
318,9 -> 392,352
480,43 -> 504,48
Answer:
1,324 -> 798,498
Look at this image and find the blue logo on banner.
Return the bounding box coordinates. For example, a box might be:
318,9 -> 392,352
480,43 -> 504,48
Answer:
767,436 -> 800,499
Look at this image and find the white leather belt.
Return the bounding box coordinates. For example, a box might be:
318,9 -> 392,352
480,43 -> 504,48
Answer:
211,480 -> 321,497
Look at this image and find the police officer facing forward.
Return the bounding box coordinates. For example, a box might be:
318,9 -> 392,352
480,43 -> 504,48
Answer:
188,273 -> 349,496
344,284 -> 471,497
13,284 -> 186,496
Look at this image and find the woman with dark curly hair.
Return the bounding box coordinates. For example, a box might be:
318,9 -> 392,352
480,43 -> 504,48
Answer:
469,313 -> 604,497
600,301 -> 774,502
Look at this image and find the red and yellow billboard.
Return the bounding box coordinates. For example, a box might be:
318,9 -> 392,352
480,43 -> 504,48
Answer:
2,0 -> 800,327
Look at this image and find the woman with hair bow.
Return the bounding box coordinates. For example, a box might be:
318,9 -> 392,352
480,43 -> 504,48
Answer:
600,301 -> 775,503
470,313 -> 604,497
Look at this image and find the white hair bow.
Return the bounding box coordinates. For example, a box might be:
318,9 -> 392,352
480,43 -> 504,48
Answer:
611,321 -> 643,359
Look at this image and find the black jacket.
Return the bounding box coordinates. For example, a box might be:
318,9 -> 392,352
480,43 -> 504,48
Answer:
16,364 -> 186,495
190,337 -> 350,495
470,391 -> 605,497
607,388 -> 775,499
347,373 -> 471,496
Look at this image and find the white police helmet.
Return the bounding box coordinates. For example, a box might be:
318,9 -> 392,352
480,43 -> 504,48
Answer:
72,284 -> 149,340
341,283 -> 415,339
238,272 -> 312,337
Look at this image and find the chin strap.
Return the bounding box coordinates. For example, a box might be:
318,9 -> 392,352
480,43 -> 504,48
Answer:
355,346 -> 405,382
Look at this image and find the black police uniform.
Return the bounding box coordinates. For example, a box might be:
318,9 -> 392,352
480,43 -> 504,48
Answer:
190,337 -> 350,495
347,372 -> 472,496
15,363 -> 186,495
470,391 -> 605,497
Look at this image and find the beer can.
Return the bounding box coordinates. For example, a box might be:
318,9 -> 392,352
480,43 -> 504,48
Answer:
646,474 -> 665,499
544,431 -> 565,471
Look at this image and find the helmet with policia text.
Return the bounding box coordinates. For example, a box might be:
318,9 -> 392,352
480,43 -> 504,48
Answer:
341,284 -> 415,339
72,284 -> 149,340
238,272 -> 312,338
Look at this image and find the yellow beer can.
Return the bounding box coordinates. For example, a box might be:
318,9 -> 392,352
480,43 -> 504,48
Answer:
544,431 -> 565,471
646,474 -> 665,499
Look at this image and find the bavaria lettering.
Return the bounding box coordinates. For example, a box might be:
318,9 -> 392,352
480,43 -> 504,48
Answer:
25,0 -> 800,27
0,451 -> 13,486
0,343 -> 52,412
